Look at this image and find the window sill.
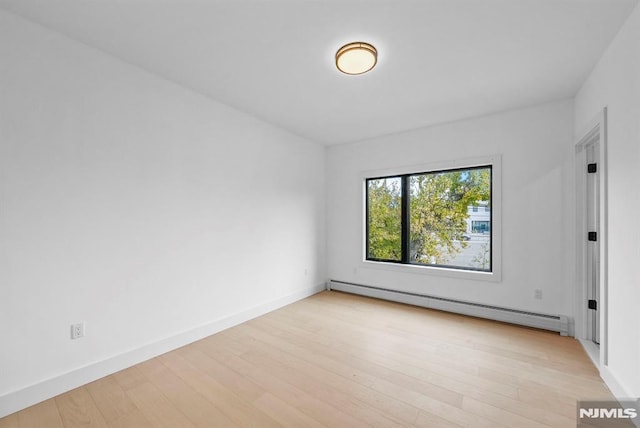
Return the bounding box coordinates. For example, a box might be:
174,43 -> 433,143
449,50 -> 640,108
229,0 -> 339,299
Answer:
360,260 -> 502,282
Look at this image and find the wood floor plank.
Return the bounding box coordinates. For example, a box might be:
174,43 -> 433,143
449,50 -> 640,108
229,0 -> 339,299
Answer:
125,382 -> 196,428
85,375 -> 139,423
276,298 -> 607,400
461,396 -> 549,428
175,345 -> 266,402
195,340 -> 374,428
2,291 -> 619,427
251,393 -> 326,428
112,366 -> 148,392
231,344 -> 410,427
413,410 -> 465,428
229,321 -> 459,424
136,356 -> 239,427
220,329 -> 502,428
55,387 -> 108,428
17,399 -> 64,428
248,314 -> 575,426
106,409 -> 153,428
0,413 -> 19,428
262,308 -> 523,401
157,351 -> 281,427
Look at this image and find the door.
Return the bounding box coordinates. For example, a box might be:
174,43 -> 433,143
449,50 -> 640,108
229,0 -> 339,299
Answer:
586,141 -> 600,345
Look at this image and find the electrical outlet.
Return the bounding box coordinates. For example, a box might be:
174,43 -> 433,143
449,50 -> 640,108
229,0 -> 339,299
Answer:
70,322 -> 85,340
534,289 -> 543,300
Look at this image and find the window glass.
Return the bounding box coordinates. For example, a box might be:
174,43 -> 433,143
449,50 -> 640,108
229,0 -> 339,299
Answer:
366,166 -> 492,272
366,177 -> 402,261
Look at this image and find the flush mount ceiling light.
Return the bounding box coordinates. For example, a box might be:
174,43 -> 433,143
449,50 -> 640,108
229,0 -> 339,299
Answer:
335,42 -> 377,75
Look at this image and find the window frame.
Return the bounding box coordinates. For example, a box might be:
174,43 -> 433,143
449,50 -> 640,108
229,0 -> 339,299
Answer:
364,176 -> 403,263
360,155 -> 502,282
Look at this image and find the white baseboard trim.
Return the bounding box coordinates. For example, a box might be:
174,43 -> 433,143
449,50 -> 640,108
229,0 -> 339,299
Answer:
0,283 -> 325,418
578,339 -> 600,368
600,367 -> 640,428
600,365 -> 636,402
578,339 -> 639,427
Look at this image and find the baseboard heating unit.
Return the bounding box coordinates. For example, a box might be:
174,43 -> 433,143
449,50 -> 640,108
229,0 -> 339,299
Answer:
327,280 -> 570,336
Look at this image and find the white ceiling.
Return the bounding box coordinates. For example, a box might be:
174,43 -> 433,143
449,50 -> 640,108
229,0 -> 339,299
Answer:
0,0 -> 637,145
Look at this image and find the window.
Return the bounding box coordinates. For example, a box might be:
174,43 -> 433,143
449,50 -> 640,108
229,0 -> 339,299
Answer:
366,165 -> 492,272
472,221 -> 490,233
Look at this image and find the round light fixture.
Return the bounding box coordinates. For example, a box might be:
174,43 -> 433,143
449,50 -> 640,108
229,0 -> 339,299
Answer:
335,42 -> 377,75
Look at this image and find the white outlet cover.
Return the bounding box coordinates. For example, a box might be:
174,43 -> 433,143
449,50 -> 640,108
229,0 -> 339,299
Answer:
71,323 -> 85,339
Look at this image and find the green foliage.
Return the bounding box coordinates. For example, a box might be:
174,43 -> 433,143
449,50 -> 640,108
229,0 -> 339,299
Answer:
367,178 -> 402,260
367,168 -> 491,266
410,168 -> 490,264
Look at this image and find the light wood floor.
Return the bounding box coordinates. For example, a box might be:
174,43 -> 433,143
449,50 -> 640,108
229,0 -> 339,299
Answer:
0,291 -> 619,427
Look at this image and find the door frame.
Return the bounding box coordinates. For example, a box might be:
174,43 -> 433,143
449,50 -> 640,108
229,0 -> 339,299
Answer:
574,108 -> 608,366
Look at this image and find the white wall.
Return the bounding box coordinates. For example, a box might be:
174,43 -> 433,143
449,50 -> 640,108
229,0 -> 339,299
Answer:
575,4 -> 640,399
0,9 -> 325,414
327,99 -> 575,316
